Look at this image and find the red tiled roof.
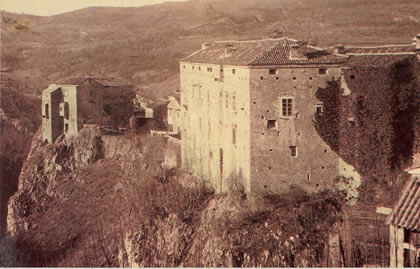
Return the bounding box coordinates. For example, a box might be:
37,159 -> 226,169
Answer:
345,54 -> 416,67
182,38 -> 348,66
386,176 -> 420,231
343,45 -> 416,55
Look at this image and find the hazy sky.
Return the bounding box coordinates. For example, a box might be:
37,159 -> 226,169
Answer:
0,0 -> 190,16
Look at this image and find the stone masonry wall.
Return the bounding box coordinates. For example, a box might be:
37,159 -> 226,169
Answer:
249,65 -> 342,194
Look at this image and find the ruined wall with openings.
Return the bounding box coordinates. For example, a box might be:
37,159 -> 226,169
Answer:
249,65 -> 342,194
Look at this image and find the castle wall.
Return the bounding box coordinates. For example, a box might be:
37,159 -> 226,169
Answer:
249,65 -> 342,194
180,62 -> 251,193
77,83 -> 104,126
61,86 -> 79,138
42,87 -> 64,143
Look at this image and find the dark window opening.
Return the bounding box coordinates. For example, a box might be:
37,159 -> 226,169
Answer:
253,101 -> 256,104
290,146 -> 297,157
322,166 -> 325,169
232,128 -> 236,145
269,69 -> 276,75
192,66 -> 195,70
315,105 -> 323,115
260,77 -> 264,80
268,166 -> 272,170
198,66 -> 201,71
220,68 -> 223,73
282,98 -> 293,117
267,120 -> 276,129
293,77 -> 296,80
319,68 -> 327,74
64,123 -> 69,132
209,151 -> 213,158
307,173 -> 310,181
309,77 -> 312,80
276,77 -> 279,80
350,74 -> 355,79
89,90 -> 93,97
44,104 -> 49,119
232,69 -> 236,74
404,228 -> 411,243
183,65 -> 185,69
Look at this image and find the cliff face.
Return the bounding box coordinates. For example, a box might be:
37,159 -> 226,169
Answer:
0,83 -> 41,235
6,128 -> 341,267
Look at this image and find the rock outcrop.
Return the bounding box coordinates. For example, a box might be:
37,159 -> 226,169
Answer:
6,128 -> 341,267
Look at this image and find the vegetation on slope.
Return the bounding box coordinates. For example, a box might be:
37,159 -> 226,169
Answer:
4,128 -> 345,267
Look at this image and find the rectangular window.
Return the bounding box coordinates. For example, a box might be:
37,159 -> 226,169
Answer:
192,66 -> 195,70
267,119 -> 276,129
269,69 -> 276,75
225,94 -> 229,109
319,68 -> 327,75
232,69 -> 236,74
232,94 -> 236,111
232,128 -> 236,145
282,98 -> 293,117
315,104 -> 323,115
89,102 -> 95,110
290,146 -> 297,157
44,104 -> 49,119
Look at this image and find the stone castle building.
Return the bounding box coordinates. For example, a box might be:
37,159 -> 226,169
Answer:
42,77 -> 134,143
179,36 -> 420,194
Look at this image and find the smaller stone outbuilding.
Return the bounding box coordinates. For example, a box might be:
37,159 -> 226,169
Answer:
167,96 -> 182,134
386,155 -> 420,267
42,77 -> 134,143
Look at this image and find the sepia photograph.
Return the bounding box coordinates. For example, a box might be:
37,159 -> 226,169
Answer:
0,0 -> 419,267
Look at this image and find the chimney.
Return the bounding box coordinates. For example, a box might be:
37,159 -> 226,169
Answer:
289,40 -> 308,60
334,45 -> 345,54
416,34 -> 420,50
224,43 -> 235,54
273,29 -> 283,39
202,42 -> 211,50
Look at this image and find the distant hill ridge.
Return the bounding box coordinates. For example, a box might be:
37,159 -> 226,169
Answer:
1,0 -> 419,96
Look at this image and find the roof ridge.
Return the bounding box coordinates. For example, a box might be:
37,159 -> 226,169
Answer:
347,52 -> 416,56
346,44 -> 414,49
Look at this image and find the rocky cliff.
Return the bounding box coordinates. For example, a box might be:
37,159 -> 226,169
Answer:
5,128 -> 342,267
0,81 -> 41,235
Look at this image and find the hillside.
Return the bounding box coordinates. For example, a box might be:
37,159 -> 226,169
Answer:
1,0 -> 419,98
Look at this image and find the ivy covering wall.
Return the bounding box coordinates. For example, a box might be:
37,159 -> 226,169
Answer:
314,56 -> 420,190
